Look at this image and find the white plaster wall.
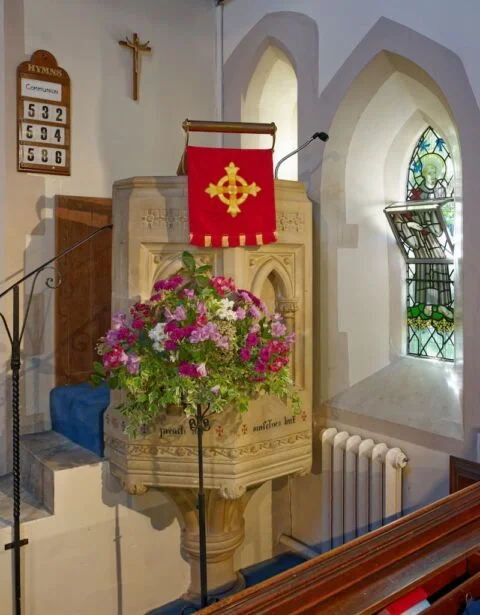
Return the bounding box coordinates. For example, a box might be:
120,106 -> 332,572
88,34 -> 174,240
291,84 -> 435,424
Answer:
241,46 -> 298,179
0,462 -> 273,614
339,73 -> 415,385
223,0 -> 480,109
0,0 -> 216,474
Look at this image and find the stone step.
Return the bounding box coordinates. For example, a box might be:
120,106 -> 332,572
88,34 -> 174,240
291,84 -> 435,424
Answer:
0,473 -> 50,529
20,430 -> 102,514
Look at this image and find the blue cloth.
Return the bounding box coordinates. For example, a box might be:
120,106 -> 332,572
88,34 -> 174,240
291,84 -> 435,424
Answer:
50,382 -> 110,456
463,600 -> 480,614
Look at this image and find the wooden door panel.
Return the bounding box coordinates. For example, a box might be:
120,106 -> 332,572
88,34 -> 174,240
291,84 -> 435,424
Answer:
55,196 -> 112,386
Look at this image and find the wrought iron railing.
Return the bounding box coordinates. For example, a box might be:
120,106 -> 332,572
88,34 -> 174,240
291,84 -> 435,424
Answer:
0,223 -> 113,615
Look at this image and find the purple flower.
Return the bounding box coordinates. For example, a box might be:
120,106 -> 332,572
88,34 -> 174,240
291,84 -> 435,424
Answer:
258,299 -> 268,314
249,306 -> 262,319
239,348 -> 251,361
196,301 -> 207,316
271,312 -> 282,321
173,305 -> 187,321
238,290 -> 253,304
249,323 -> 260,334
112,312 -> 127,330
246,333 -> 260,348
271,321 -> 287,337
285,332 -> 296,345
211,385 -> 220,395
181,288 -> 195,299
217,336 -> 229,350
126,353 -> 140,374
235,307 -> 246,320
105,329 -> 119,346
190,323 -> 220,343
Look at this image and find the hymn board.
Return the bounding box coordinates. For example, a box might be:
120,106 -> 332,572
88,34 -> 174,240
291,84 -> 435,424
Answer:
17,50 -> 71,175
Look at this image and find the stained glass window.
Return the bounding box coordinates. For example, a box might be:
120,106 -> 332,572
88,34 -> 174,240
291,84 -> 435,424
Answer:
385,126 -> 455,361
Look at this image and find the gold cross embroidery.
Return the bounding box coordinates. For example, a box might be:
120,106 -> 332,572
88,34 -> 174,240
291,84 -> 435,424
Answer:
205,162 -> 261,217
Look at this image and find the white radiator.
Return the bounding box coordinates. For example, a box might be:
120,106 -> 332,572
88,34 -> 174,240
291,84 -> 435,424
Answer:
320,427 -> 408,552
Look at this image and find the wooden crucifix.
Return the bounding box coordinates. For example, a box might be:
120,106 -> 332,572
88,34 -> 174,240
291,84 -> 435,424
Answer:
119,33 -> 151,101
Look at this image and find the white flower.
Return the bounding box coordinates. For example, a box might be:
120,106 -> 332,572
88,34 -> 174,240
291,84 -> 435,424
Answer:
153,341 -> 163,353
216,298 -> 238,321
149,323 -> 166,343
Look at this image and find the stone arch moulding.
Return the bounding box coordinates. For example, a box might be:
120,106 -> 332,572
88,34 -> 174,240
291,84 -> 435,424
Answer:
250,257 -> 293,302
225,14 -> 480,457
223,11 -> 319,157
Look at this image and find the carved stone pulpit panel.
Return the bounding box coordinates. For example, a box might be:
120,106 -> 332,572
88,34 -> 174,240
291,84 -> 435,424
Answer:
104,176 -> 312,597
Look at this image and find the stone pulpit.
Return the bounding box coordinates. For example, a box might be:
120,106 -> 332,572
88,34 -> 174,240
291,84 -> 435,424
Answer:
104,176 -> 313,598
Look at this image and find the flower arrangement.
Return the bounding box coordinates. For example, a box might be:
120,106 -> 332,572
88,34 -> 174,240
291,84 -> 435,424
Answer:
93,252 -> 300,435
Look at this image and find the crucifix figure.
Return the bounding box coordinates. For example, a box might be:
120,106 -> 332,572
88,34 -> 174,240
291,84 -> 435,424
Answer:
119,33 -> 151,101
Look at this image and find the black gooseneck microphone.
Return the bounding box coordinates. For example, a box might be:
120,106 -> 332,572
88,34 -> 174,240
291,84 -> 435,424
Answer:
274,131 -> 329,178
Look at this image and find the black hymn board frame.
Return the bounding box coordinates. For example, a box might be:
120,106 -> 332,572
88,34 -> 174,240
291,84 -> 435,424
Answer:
17,50 -> 71,176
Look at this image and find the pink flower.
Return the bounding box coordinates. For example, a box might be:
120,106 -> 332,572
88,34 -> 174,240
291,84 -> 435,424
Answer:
170,325 -> 195,342
164,340 -> 177,351
116,327 -> 132,342
269,340 -> 287,354
126,353 -> 140,374
153,275 -> 184,291
211,276 -> 236,297
173,305 -> 187,321
130,303 -> 150,317
268,359 -> 284,372
178,362 -> 199,378
132,318 -> 144,329
271,321 -> 287,337
164,321 -> 178,334
103,347 -> 128,370
197,363 -> 208,377
259,347 -> 271,362
196,301 -> 207,316
249,323 -> 260,334
180,288 -> 195,299
239,348 -> 251,361
254,361 -> 267,374
211,385 -> 220,395
112,313 -> 127,330
178,361 -> 206,378
246,333 -> 259,348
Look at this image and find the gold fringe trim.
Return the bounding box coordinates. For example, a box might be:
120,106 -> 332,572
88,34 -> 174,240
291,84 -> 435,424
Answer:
256,233 -> 263,245
239,234 -> 246,247
221,236 -> 229,248
204,235 -> 212,247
